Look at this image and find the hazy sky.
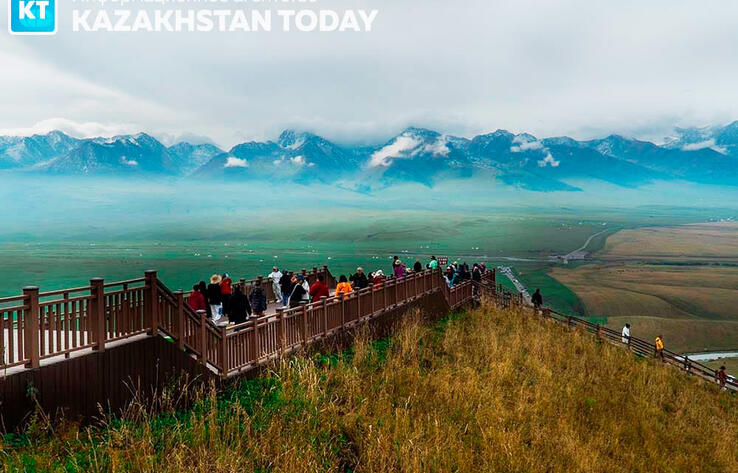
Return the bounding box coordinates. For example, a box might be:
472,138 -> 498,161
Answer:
2,0 -> 738,147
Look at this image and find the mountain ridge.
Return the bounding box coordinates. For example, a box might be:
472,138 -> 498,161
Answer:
2,124 -> 738,190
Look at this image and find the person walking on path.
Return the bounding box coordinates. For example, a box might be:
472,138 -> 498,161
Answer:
335,275 -> 354,300
268,267 -> 283,304
188,284 -> 207,313
350,267 -> 369,290
280,270 -> 294,307
428,256 -> 438,270
621,323 -> 631,345
531,289 -> 543,313
207,274 -> 224,323
228,285 -> 252,325
654,335 -> 665,361
309,275 -> 330,301
717,366 -> 728,390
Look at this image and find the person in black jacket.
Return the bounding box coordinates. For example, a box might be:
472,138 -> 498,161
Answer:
249,280 -> 268,317
229,286 -> 252,325
289,274 -> 308,308
531,289 -> 543,313
206,274 -> 223,321
350,267 -> 369,290
280,270 -> 294,307
413,260 -> 423,273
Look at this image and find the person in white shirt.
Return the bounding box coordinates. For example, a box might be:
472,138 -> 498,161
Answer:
621,323 -> 631,345
268,267 -> 283,304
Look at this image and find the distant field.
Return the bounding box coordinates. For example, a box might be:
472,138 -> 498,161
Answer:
601,222 -> 738,262
706,358 -> 738,376
550,263 -> 738,352
550,222 -> 738,353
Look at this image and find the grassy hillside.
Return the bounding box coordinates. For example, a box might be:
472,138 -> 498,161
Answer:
2,304 -> 738,472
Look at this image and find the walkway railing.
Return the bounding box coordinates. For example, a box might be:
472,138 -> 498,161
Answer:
475,280 -> 738,391
2,267 -> 483,378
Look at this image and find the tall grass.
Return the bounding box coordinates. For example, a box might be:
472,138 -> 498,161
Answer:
2,303 -> 738,472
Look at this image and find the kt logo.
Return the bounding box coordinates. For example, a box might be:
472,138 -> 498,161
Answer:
8,0 -> 57,35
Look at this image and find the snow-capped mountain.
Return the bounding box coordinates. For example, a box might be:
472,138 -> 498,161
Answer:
3,125 -> 738,189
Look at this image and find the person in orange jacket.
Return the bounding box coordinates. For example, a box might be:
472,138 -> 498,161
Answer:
654,335 -> 665,361
335,275 -> 353,300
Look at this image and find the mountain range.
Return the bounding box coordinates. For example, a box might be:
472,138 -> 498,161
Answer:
2,123 -> 738,191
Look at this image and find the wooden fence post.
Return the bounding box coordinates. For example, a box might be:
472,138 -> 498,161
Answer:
322,297 -> 328,335
253,316 -> 260,362
567,316 -> 573,329
90,278 -> 106,352
198,310 -> 208,364
369,284 -> 375,315
357,290 -> 362,320
341,298 -> 346,328
276,308 -> 285,355
144,270 -> 158,335
175,290 -> 185,350
220,325 -> 228,377
301,303 -> 308,346
543,308 -> 550,319
23,286 -> 40,369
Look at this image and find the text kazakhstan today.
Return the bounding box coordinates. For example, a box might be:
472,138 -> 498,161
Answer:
72,8 -> 379,32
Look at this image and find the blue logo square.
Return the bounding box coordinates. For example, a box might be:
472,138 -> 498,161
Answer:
9,0 -> 57,35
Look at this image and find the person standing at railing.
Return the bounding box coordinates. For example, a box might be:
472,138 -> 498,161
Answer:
280,270 -> 294,308
717,366 -> 728,390
394,260 -> 406,279
229,285 -> 252,324
445,267 -> 456,288
299,274 -> 311,304
309,275 -> 330,301
621,323 -> 631,345
289,274 -> 309,308
428,256 -> 438,270
220,273 -> 233,318
249,279 -> 268,317
371,270 -> 385,287
413,260 -> 423,273
188,284 -> 207,313
207,274 -> 224,323
654,335 -> 665,361
268,267 -> 283,304
351,267 -> 369,290
335,275 -> 354,300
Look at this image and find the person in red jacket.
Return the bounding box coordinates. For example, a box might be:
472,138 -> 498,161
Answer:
309,275 -> 330,301
188,284 -> 207,312
220,273 -> 233,317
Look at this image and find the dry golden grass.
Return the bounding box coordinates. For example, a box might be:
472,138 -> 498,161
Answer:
601,222 -> 738,261
2,303 -> 738,472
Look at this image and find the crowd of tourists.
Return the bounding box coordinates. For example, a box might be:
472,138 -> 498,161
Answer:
184,255 -> 490,325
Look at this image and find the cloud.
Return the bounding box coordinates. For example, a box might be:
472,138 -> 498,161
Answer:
422,137 -> 451,157
681,139 -> 727,154
538,152 -> 560,168
369,133 -> 452,168
120,156 -> 139,167
369,134 -> 422,167
0,118 -> 138,139
224,157 -> 249,168
511,141 -> 544,153
290,155 -> 307,166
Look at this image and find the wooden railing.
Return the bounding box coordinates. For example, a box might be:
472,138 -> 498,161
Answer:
474,280 -> 738,391
2,266 -> 480,378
